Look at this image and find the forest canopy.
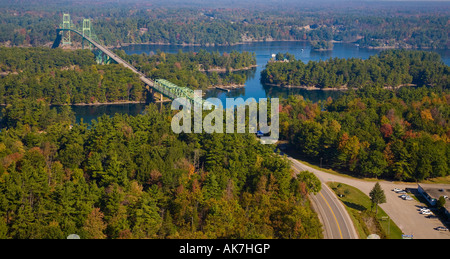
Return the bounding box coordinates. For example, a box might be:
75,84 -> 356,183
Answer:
261,50 -> 449,90
279,86 -> 450,182
0,47 -> 256,105
0,0 -> 448,240
0,102 -> 323,239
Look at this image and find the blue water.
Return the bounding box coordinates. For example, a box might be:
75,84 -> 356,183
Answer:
122,41 -> 382,102
72,41 -> 450,123
122,41 -> 450,102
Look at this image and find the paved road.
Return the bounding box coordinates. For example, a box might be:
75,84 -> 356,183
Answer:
287,154 -> 450,239
289,156 -> 358,239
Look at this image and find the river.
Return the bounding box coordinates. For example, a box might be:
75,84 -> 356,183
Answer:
72,41 -> 450,123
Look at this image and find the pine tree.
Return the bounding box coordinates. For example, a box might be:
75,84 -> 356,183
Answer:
369,182 -> 386,214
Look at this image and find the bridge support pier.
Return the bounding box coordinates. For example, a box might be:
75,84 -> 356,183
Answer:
148,87 -> 166,103
94,49 -> 112,65
154,92 -> 164,103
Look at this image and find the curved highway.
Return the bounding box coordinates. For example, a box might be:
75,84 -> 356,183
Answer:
288,155 -> 450,239
287,155 -> 358,239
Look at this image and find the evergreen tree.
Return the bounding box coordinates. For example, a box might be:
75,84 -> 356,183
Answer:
369,182 -> 386,214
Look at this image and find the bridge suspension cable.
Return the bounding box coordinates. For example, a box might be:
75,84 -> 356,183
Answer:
52,13 -> 208,105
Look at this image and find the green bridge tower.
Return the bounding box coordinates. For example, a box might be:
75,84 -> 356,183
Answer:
82,18 -> 92,50
62,13 -> 72,45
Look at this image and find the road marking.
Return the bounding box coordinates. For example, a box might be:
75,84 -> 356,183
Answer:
290,158 -> 348,239
319,191 -> 343,239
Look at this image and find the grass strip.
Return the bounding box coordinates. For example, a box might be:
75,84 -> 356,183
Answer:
328,182 -> 403,239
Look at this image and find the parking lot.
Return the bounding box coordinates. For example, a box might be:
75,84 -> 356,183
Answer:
379,183 -> 450,239
301,162 -> 450,239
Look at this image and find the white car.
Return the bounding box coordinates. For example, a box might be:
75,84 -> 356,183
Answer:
421,211 -> 432,215
400,194 -> 412,200
393,188 -> 402,192
435,226 -> 448,231
404,196 -> 413,200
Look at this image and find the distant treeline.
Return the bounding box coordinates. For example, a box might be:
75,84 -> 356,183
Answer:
0,2 -> 448,49
261,50 -> 449,89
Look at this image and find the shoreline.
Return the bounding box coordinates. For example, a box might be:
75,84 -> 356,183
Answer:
199,64 -> 258,73
264,83 -> 353,91
264,83 -> 414,91
0,100 -> 148,107
111,39 -> 311,49
4,38 -> 447,51
68,100 -> 147,106
111,40 -> 446,51
207,84 -> 245,91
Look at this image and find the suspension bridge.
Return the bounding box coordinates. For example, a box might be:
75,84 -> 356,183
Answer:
52,13 -> 207,105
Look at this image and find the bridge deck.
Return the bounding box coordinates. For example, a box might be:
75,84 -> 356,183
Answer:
55,28 -> 201,102
54,28 -> 214,106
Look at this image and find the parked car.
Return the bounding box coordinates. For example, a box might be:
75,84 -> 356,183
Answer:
421,210 -> 432,215
434,226 -> 448,231
393,188 -> 402,192
400,194 -> 412,200
404,195 -> 413,200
